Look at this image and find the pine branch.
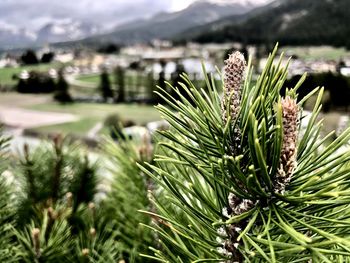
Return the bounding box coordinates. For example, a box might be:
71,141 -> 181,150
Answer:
141,44 -> 350,262
101,135 -> 156,262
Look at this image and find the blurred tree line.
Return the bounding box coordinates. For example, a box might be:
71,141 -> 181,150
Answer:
16,69 -> 72,103
96,61 -> 208,106
284,72 -> 350,111
21,49 -> 55,65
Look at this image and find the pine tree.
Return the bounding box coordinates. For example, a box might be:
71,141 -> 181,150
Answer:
15,136 -> 97,228
146,70 -> 156,104
141,45 -> 350,262
115,66 -> 125,103
171,62 -> 195,105
101,135 -> 156,262
11,136 -> 119,262
13,202 -> 119,263
99,68 -> 114,102
14,210 -> 75,263
0,127 -> 19,262
54,69 -> 73,103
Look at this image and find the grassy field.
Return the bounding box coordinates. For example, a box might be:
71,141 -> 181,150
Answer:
27,102 -> 161,135
76,72 -> 148,86
0,62 -> 64,87
0,92 -> 160,136
281,46 -> 350,60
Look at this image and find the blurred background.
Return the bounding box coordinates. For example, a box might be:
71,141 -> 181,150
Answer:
0,0 -> 349,151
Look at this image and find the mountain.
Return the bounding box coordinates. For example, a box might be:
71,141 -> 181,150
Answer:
84,0 -> 269,44
36,20 -> 101,43
0,24 -> 36,48
191,0 -> 350,48
0,20 -> 102,48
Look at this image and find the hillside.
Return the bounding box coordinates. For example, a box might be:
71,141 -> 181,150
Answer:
83,0 -> 265,44
191,0 -> 350,48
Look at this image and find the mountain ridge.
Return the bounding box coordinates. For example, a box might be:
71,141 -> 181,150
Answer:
75,0 -> 268,45
190,0 -> 350,48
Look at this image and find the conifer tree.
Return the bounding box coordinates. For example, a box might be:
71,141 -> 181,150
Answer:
15,136 -> 98,228
99,68 -> 114,102
11,136 -> 119,262
146,70 -> 156,104
115,66 -> 125,103
141,46 -> 350,262
54,69 -> 73,103
0,127 -> 18,262
101,135 -> 156,262
14,210 -> 75,263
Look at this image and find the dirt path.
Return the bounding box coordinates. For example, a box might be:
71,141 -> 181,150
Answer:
0,106 -> 78,129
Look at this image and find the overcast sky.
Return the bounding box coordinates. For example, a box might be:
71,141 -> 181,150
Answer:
0,0 -> 272,30
0,0 -> 196,29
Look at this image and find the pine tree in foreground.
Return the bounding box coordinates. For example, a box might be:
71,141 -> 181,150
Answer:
0,127 -> 18,262
101,134 -> 156,262
15,136 -> 98,228
11,136 -> 118,262
141,46 -> 350,262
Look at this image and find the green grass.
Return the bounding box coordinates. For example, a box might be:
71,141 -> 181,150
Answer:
76,72 -> 148,86
76,74 -> 100,84
28,103 -> 160,123
281,46 -> 350,60
27,102 -> 161,136
0,62 -> 64,86
31,117 -> 97,135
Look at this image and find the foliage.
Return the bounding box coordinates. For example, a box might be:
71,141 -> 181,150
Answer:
41,52 -> 55,64
7,135 -> 119,262
103,113 -> 135,140
193,0 -> 350,49
17,71 -> 56,93
141,45 -> 350,262
13,204 -> 119,263
115,66 -> 125,103
96,43 -> 120,54
14,136 -> 97,228
284,72 -> 350,111
146,71 -> 157,104
99,69 -> 114,102
101,135 -> 156,262
0,127 -> 19,262
14,211 -> 75,263
54,69 -> 73,103
21,50 -> 39,65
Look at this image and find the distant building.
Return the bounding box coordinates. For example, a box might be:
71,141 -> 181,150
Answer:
55,52 -> 74,63
0,54 -> 19,68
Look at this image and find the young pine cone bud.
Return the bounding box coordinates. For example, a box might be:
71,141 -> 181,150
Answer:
89,228 -> 96,238
221,52 -> 246,156
81,248 -> 89,257
274,96 -> 299,194
221,51 -> 246,126
47,207 -> 57,221
32,228 -> 41,258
